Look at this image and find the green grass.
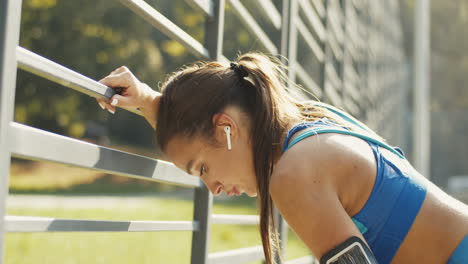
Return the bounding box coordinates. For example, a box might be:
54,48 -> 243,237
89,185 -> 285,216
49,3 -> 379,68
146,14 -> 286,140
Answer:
6,196 -> 311,264
7,148 -> 312,263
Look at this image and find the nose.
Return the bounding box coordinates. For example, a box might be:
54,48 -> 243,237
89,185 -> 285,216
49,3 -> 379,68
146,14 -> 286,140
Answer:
204,180 -> 223,196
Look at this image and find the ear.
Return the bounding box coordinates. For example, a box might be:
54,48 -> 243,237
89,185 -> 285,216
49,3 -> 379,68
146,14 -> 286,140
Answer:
212,112 -> 238,142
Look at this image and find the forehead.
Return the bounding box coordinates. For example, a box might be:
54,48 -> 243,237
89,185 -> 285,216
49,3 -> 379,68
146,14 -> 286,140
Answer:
164,135 -> 205,168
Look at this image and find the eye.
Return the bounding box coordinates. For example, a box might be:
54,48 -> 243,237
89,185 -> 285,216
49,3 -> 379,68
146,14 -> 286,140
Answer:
199,164 -> 206,177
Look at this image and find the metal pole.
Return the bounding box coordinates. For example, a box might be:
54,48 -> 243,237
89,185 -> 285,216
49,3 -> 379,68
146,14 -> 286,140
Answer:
287,0 -> 298,92
341,0 -> 348,111
271,1 -> 290,263
0,0 -> 23,262
320,0 -> 330,101
190,1 -> 223,263
413,0 -> 431,178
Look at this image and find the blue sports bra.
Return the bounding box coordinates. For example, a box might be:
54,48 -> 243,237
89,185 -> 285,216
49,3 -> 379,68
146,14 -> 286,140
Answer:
282,103 -> 427,264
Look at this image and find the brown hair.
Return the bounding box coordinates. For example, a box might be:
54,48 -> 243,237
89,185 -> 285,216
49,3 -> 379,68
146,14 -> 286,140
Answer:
155,52 -> 385,264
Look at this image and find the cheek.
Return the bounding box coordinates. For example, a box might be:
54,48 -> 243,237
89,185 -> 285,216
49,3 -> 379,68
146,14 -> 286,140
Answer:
213,161 -> 237,184
210,151 -> 240,183
229,152 -> 254,185
209,144 -> 255,186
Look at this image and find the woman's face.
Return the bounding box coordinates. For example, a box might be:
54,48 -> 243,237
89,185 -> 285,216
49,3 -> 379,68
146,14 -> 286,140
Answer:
165,106 -> 258,197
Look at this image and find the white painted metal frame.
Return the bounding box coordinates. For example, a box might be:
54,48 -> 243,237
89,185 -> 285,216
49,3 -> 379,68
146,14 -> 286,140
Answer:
0,0 -> 23,262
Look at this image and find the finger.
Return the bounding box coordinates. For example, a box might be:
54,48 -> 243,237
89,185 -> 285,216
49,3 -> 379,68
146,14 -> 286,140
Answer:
96,98 -> 115,114
103,101 -> 116,114
110,66 -> 129,75
96,99 -> 105,110
99,72 -> 132,88
96,98 -> 111,108
109,94 -> 133,108
107,105 -> 116,114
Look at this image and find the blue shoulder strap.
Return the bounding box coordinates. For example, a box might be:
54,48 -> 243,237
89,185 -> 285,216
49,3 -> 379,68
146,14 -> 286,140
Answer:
286,126 -> 405,160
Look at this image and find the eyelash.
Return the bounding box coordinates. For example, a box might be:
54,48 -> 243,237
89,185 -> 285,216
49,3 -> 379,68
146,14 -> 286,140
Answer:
200,164 -> 206,177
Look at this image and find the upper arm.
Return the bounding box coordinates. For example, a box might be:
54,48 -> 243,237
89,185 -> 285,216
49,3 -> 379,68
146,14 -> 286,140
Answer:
270,134 -> 369,259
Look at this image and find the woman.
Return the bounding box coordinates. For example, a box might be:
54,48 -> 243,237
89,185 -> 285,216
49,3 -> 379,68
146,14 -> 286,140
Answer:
96,53 -> 468,264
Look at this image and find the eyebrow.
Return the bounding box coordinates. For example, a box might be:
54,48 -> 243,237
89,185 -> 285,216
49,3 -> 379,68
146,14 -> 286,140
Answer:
186,159 -> 194,175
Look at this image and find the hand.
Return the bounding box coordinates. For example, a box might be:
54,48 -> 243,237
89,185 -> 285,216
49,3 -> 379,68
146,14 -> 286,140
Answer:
96,66 -> 160,114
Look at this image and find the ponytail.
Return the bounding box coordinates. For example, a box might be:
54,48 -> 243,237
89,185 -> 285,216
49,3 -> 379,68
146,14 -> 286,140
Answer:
156,52 -> 385,264
232,53 -> 297,264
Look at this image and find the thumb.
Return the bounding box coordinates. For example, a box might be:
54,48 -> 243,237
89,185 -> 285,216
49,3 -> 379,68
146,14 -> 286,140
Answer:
109,94 -> 132,108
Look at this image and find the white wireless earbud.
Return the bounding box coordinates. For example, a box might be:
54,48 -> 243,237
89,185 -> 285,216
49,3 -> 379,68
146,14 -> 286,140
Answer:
224,126 -> 232,150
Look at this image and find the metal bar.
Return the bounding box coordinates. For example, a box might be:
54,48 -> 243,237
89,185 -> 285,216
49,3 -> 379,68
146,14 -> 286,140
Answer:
347,5 -> 365,48
311,0 -> 325,18
211,214 -> 258,225
344,82 -> 360,102
226,0 -> 278,54
324,81 -> 341,106
285,256 -> 315,264
287,0 -> 299,89
344,6 -> 363,55
273,207 -> 289,264
191,186 -> 212,264
204,0 -> 225,61
0,0 -> 22,262
363,0 -> 372,125
208,246 -> 264,264
16,47 -> 143,116
275,1 -> 291,262
327,25 -> 343,60
298,0 -> 325,41
9,122 -> 202,188
340,0 -> 349,109
295,18 -> 324,62
343,97 -> 359,116
361,0 -> 371,124
118,0 -> 210,59
190,1 -> 222,262
413,0 -> 431,178
295,62 -> 323,98
351,0 -> 365,10
344,60 -> 361,86
345,40 -> 361,65
326,63 -> 341,90
252,0 -> 282,30
5,215 -> 198,232
185,0 -> 214,18
328,5 -> 344,44
319,0 -> 329,101
279,0 -> 290,62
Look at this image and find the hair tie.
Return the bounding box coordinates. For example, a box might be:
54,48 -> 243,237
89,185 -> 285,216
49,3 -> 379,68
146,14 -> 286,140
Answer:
230,62 -> 249,78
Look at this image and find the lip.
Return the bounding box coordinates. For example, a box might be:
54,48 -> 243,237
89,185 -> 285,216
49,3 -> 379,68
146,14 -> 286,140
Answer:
226,186 -> 237,197
233,186 -> 241,196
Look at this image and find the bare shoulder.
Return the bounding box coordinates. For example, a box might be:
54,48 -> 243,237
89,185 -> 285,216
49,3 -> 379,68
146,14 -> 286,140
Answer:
272,131 -> 377,188
271,131 -> 377,214
269,131 -> 376,257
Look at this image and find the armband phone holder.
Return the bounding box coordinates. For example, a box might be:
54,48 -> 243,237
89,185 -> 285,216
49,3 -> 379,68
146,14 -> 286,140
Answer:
320,236 -> 378,264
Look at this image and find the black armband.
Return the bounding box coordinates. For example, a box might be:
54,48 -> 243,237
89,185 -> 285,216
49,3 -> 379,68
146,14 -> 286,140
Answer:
320,236 -> 378,264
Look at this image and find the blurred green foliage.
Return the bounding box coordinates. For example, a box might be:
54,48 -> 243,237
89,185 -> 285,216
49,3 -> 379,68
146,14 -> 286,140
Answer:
17,0 -> 164,140
15,0 -> 277,147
